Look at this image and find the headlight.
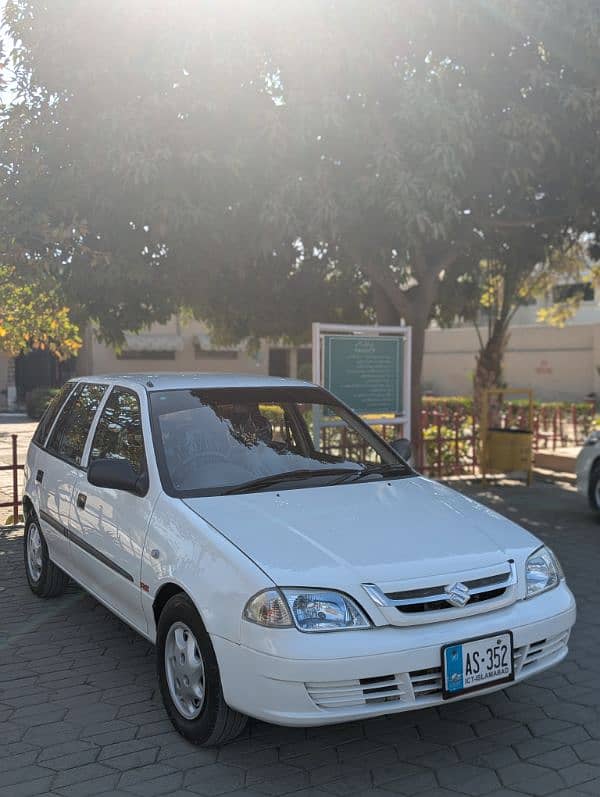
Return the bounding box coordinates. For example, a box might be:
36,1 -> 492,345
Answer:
584,430 -> 600,446
243,588 -> 372,631
525,546 -> 563,598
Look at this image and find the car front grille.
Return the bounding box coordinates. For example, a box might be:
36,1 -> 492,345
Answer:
362,561 -> 517,622
389,572 -> 509,613
305,630 -> 569,711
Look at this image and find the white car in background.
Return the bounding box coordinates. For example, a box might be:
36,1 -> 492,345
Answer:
576,430 -> 600,510
23,373 -> 576,746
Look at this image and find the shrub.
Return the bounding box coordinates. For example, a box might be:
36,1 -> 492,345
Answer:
423,396 -> 473,413
422,422 -> 472,476
26,387 -> 60,420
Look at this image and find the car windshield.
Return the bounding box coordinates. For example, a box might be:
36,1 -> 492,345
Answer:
150,386 -> 411,496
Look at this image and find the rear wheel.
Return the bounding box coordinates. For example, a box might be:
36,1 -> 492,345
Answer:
589,462 -> 600,511
24,515 -> 69,597
157,593 -> 247,746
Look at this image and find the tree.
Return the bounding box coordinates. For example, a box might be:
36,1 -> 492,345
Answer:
438,237 -> 588,415
0,265 -> 81,358
438,229 -> 600,418
270,0 -> 600,445
3,1 -> 600,454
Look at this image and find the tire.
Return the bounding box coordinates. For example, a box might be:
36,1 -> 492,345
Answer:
157,593 -> 248,746
589,462 -> 600,511
24,515 -> 69,597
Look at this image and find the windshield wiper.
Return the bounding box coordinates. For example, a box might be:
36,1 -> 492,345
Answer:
222,468 -> 361,495
335,463 -> 411,484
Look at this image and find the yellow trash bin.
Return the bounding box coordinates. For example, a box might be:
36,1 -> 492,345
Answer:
484,428 -> 533,473
481,389 -> 534,485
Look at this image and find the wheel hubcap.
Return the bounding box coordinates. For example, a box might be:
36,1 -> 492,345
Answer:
27,523 -> 43,582
595,480 -> 600,508
164,622 -> 205,720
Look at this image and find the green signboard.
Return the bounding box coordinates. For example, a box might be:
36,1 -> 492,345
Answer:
323,334 -> 403,415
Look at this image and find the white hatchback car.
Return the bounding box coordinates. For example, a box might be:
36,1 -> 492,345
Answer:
23,373 -> 576,746
576,430 -> 600,510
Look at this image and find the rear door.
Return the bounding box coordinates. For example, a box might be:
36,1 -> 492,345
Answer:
39,382 -> 108,570
28,382 -> 78,566
69,385 -> 154,633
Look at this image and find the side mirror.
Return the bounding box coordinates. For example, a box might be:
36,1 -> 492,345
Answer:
88,458 -> 147,496
391,437 -> 412,461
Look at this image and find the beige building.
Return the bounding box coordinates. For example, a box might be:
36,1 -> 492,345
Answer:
1,316 -> 597,411
423,322 -> 598,401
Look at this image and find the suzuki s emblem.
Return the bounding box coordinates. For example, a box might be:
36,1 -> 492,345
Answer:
445,582 -> 470,608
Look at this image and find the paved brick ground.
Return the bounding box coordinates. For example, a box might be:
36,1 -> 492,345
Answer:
0,475 -> 598,797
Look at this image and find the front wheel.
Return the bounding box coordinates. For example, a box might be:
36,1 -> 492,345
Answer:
24,515 -> 69,597
156,593 -> 247,745
589,462 -> 600,511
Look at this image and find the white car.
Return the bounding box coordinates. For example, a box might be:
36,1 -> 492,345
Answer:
576,429 -> 600,510
23,373 -> 576,746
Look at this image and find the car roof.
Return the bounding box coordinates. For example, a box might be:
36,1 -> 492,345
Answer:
72,372 -> 315,392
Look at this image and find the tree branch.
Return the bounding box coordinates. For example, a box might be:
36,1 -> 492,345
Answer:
476,215 -> 565,231
363,262 -> 411,317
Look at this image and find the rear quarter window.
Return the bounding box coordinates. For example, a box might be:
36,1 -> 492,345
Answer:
32,383 -> 76,449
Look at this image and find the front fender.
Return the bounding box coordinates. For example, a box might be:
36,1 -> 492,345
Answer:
141,493 -> 273,643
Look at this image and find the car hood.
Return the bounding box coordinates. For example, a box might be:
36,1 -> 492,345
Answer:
183,476 -> 539,586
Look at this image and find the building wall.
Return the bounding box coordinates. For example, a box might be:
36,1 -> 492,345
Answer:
83,320 -> 270,378
423,323 -> 597,401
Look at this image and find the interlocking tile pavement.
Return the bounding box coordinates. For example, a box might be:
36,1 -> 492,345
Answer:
0,475 -> 597,796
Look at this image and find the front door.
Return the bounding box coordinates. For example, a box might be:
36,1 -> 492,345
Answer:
69,386 -> 154,634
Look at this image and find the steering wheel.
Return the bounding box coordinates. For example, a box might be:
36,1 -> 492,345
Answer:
171,451 -> 229,489
170,452 -> 249,490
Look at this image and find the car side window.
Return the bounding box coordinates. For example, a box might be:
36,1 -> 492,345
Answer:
47,383 -> 107,466
89,388 -> 146,475
32,382 -> 76,448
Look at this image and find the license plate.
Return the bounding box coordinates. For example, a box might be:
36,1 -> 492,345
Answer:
442,631 -> 514,699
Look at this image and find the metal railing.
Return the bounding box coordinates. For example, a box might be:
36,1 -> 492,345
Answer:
0,434 -> 23,525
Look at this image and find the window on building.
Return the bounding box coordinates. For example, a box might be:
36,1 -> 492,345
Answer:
194,345 -> 238,360
297,348 -> 312,381
268,348 -> 290,377
552,283 -> 594,303
47,383 -> 107,465
117,350 -> 176,360
90,388 -> 146,475
516,294 -> 538,307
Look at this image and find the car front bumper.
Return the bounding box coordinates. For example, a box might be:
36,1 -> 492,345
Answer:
212,582 -> 575,726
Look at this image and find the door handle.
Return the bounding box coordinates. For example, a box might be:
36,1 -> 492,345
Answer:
36,470 -> 44,483
76,493 -> 87,510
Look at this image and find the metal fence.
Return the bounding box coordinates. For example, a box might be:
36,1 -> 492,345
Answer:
417,401 -> 594,478
0,434 -> 23,525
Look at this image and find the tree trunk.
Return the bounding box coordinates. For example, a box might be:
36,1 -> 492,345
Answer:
474,320 -> 510,422
407,314 -> 427,466
372,281 -> 400,326
369,254 -> 449,467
